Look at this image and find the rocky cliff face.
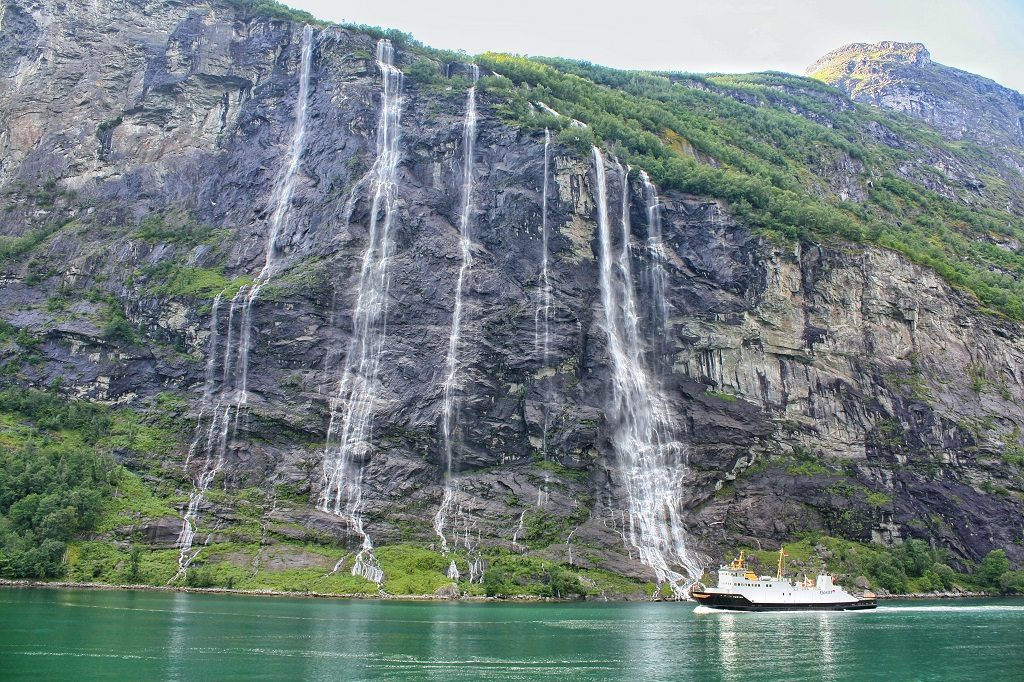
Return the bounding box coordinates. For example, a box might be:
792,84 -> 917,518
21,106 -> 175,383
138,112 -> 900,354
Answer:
1,1 -> 1022,589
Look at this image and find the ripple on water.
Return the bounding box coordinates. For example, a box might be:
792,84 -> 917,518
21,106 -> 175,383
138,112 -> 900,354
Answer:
537,619 -> 627,630
2,591 -> 1022,681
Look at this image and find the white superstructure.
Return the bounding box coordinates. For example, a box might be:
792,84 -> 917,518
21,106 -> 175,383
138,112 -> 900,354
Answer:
692,549 -> 875,611
714,554 -> 854,603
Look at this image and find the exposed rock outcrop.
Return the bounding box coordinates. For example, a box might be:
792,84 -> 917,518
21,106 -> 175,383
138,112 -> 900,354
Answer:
807,42 -> 1024,147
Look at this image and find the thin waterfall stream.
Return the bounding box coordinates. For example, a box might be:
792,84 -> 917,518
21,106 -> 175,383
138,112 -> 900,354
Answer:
640,170 -> 671,362
535,129 -> 553,507
592,147 -> 703,598
434,64 -> 480,556
318,38 -> 405,585
173,25 -> 315,579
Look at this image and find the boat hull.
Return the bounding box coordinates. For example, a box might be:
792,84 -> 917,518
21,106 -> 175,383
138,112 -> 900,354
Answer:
691,592 -> 876,612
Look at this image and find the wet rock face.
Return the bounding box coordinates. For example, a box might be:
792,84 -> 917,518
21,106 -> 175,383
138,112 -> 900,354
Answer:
1,0 -> 1022,581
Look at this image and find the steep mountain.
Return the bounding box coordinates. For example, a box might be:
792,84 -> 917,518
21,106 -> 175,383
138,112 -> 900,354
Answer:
807,41 -> 1024,212
807,41 -> 1024,148
1,0 -> 1021,596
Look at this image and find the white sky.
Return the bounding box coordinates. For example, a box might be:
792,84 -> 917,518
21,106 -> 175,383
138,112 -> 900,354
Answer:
286,0 -> 1024,93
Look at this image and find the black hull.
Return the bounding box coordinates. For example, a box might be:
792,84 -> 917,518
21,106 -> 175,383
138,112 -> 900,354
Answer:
692,592 -> 876,612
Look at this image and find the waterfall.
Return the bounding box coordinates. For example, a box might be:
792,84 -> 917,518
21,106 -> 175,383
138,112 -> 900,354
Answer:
591,147 -> 703,598
434,64 -> 480,553
511,510 -> 527,550
173,25 -> 315,579
534,129 -> 553,505
468,556 -> 483,583
318,38 -> 405,586
236,24 -> 315,406
640,170 -> 671,345
536,101 -> 562,118
534,129 -> 553,369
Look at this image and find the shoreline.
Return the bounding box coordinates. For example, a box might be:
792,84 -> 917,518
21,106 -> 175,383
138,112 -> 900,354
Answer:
0,578 -> 506,602
0,579 -> 1003,603
881,590 -> 993,599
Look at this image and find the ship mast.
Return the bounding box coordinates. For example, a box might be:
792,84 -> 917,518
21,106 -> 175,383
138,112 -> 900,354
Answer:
776,547 -> 789,579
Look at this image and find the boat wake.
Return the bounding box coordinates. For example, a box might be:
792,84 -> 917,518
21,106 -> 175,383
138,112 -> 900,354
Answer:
693,605 -> 874,616
875,605 -> 1024,613
695,603 -> 1024,615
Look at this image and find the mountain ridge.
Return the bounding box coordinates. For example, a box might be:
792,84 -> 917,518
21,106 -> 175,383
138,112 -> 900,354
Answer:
807,40 -> 1024,146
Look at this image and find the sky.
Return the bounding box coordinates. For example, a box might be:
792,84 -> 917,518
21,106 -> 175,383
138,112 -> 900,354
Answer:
286,0 -> 1024,93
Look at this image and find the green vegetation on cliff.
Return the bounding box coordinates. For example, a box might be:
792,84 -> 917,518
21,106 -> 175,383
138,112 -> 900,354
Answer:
225,0 -> 322,25
473,54 -> 1024,319
0,390 -> 183,579
0,390 -> 120,578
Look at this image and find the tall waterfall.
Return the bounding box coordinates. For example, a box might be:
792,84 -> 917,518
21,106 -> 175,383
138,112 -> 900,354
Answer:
535,131 -> 553,361
434,64 -> 480,554
535,129 -> 553,506
173,25 -> 315,578
640,170 -> 671,345
592,147 -> 702,598
318,39 -> 405,586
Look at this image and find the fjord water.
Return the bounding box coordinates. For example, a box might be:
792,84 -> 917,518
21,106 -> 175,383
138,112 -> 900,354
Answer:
3,590 -> 1021,681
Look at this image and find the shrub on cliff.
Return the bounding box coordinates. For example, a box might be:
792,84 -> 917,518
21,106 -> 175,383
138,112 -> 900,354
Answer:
482,554 -> 585,599
866,554 -> 908,593
405,58 -> 442,85
225,0 -> 320,25
998,570 -> 1024,594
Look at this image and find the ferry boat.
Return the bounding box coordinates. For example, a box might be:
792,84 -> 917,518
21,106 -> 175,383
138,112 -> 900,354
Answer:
691,548 -> 876,612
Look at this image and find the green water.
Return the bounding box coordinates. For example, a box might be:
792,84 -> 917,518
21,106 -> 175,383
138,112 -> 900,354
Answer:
1,589 -> 1021,680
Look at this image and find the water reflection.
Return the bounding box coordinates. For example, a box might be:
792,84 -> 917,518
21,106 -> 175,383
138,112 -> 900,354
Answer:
425,603 -> 464,678
708,612 -> 742,682
305,600 -> 374,680
698,608 -> 851,682
164,592 -> 191,682
817,612 -> 837,681
610,606 -> 673,680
